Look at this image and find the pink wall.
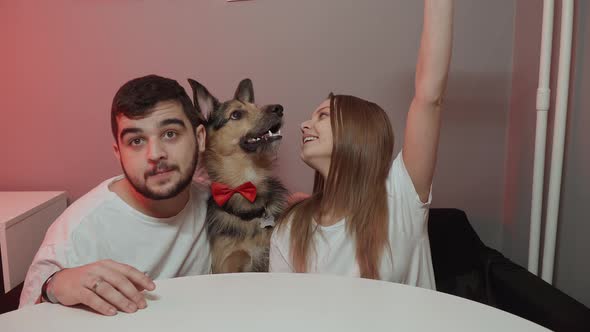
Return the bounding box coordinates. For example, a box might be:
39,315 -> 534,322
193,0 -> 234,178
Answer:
0,1 -> 516,253
1,1 -> 230,199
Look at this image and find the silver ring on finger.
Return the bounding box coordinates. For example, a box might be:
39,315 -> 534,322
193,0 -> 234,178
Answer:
92,278 -> 103,293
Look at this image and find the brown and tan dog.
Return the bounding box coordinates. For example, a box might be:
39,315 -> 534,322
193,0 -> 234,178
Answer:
188,78 -> 287,273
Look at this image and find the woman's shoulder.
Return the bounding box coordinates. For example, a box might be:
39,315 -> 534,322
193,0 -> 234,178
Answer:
271,209 -> 295,243
387,151 -> 432,206
389,151 -> 407,181
272,199 -> 315,244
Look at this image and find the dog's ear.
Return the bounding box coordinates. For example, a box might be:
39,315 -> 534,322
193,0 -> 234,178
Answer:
234,78 -> 255,104
188,79 -> 220,116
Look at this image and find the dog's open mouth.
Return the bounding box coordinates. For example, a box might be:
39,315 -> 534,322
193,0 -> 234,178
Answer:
246,123 -> 282,144
240,122 -> 283,153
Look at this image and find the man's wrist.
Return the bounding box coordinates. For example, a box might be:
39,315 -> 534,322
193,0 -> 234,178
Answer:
41,270 -> 61,304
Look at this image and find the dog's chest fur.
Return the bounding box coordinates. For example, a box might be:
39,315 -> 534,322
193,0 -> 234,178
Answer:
205,176 -> 287,272
206,176 -> 286,238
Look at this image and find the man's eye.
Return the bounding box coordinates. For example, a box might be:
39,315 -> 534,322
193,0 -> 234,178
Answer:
230,111 -> 243,120
129,138 -> 144,146
164,131 -> 177,139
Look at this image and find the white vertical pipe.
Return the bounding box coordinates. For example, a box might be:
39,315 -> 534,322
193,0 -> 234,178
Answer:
528,0 -> 554,276
541,0 -> 575,284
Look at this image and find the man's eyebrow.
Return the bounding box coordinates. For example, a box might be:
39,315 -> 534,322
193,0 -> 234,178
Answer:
120,127 -> 142,141
160,118 -> 187,128
119,118 -> 187,141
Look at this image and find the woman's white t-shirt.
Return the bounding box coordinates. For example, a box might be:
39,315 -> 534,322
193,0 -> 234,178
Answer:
269,152 -> 436,290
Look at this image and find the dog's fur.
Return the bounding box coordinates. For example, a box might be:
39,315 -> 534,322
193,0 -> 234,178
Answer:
188,78 -> 288,273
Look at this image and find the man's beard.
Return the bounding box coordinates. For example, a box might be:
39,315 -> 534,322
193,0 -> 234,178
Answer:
122,153 -> 198,201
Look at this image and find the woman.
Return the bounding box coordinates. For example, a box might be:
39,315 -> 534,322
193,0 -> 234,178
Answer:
269,0 -> 453,289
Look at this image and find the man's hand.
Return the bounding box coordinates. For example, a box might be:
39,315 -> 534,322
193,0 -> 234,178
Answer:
48,260 -> 156,316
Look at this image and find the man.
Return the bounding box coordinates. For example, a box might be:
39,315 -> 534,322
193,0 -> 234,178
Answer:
19,75 -> 210,316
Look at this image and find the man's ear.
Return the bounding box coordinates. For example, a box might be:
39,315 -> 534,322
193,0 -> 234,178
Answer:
113,142 -> 121,162
196,124 -> 206,153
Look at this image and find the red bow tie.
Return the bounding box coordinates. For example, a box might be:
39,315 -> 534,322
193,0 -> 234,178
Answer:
211,181 -> 257,207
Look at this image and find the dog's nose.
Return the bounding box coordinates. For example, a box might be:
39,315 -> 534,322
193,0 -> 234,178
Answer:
270,104 -> 283,117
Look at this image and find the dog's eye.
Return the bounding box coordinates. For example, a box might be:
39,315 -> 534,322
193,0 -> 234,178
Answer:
230,110 -> 243,120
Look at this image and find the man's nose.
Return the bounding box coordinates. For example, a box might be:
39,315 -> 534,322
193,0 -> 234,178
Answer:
147,140 -> 167,161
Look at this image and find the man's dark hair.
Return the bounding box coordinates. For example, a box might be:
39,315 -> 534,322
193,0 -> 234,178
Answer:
111,74 -> 206,142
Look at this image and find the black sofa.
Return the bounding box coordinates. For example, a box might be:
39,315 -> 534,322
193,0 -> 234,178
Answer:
1,208 -> 589,331
429,208 -> 590,331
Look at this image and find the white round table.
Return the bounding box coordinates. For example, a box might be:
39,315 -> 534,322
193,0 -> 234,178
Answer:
0,273 -> 550,331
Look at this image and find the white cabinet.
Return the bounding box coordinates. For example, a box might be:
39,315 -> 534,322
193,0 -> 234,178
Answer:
0,192 -> 67,293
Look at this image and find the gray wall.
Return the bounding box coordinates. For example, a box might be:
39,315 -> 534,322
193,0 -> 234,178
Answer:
556,0 -> 590,307
0,0 -> 516,251
504,0 -> 590,306
2,0 -> 586,309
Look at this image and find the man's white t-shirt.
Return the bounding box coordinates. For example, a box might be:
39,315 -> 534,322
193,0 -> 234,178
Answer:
269,152 -> 436,290
19,175 -> 211,307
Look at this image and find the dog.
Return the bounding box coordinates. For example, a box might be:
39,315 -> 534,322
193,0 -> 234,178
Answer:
188,78 -> 288,273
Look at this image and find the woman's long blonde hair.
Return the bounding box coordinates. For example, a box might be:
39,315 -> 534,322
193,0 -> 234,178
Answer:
278,94 -> 394,279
